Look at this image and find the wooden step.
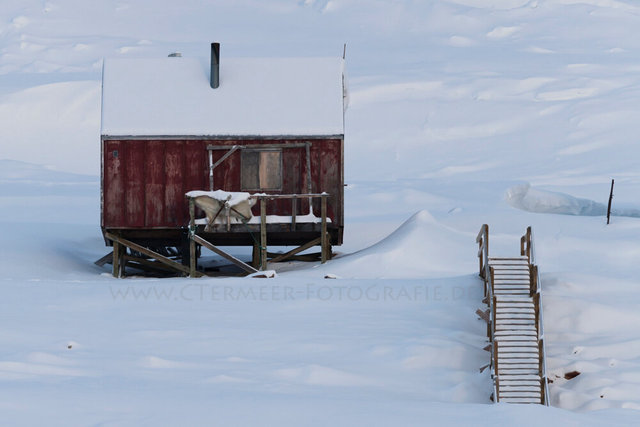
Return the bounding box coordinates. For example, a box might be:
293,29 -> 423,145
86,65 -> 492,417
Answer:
498,382 -> 541,387
499,394 -> 542,401
493,271 -> 530,275
496,321 -> 536,327
499,397 -> 542,404
499,344 -> 538,350
495,331 -> 537,338
498,359 -> 540,366
498,374 -> 541,381
500,386 -> 542,393
499,349 -> 539,356
496,295 -> 534,307
500,395 -> 542,402
495,301 -> 534,306
496,309 -> 535,315
494,284 -> 531,288
496,313 -> 535,319
495,324 -> 536,331
498,346 -> 538,359
498,369 -> 539,375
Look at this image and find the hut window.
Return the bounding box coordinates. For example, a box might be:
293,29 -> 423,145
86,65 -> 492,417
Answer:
241,149 -> 282,191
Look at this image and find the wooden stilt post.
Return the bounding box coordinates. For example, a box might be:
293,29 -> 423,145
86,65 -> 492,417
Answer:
291,197 -> 297,231
189,198 -> 197,277
112,239 -> 121,278
252,241 -> 260,268
260,197 -> 267,271
321,194 -> 328,263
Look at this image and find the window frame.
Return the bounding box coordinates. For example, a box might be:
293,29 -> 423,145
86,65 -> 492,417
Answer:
240,148 -> 283,191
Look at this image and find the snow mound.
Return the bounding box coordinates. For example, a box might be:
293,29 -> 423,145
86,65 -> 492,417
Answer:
0,159 -> 97,198
505,183 -> 606,216
311,210 -> 475,279
0,159 -> 96,184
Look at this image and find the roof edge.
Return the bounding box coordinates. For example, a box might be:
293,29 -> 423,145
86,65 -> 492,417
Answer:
101,134 -> 344,141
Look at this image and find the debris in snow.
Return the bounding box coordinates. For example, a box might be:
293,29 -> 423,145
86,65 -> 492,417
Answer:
564,371 -> 581,380
248,270 -> 276,278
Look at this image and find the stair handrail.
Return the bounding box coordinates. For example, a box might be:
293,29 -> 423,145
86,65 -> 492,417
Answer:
477,224 -> 489,280
477,224 -> 499,402
524,227 -> 550,406
521,226 -> 532,263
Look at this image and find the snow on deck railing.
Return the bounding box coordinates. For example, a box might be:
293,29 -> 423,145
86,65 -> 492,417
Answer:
185,191 -> 331,229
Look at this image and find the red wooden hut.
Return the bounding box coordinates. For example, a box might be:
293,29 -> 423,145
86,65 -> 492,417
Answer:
100,44 -> 346,276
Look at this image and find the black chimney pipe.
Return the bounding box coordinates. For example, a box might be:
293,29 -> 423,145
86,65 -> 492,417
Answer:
210,42 -> 220,89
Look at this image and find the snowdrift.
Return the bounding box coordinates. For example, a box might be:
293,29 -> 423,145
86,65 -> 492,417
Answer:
505,183 -> 606,216
308,210 -> 476,279
506,183 -> 640,218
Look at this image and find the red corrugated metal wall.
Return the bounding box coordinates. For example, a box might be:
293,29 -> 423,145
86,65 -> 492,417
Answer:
102,139 -> 343,229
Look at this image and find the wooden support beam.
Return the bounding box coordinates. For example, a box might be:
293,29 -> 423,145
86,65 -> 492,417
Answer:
105,232 -> 201,277
476,308 -> 491,324
269,252 -> 321,262
123,255 -> 178,273
95,251 -> 113,267
191,234 -> 258,274
260,198 -> 267,271
269,237 -> 322,264
321,195 -> 328,264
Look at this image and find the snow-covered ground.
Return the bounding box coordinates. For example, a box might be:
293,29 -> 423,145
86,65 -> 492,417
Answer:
2,0 -> 640,425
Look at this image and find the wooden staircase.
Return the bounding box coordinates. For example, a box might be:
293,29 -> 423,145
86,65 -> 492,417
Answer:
477,226 -> 549,405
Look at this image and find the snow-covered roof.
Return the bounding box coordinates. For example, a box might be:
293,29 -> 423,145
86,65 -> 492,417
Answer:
101,56 -> 345,137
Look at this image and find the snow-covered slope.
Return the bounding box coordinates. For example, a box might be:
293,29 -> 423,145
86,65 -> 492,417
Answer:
2,0 -> 640,424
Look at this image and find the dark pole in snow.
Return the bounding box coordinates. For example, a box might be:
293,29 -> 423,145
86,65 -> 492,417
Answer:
210,42 -> 220,89
607,178 -> 614,225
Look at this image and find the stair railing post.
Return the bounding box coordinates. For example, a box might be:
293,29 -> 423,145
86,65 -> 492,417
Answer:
189,198 -> 197,277
493,340 -> 500,402
321,194 -> 328,264
530,264 -> 538,297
